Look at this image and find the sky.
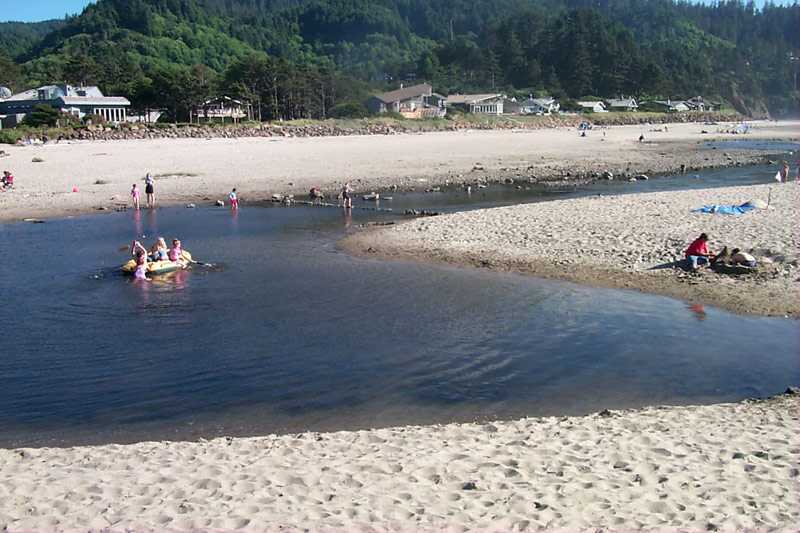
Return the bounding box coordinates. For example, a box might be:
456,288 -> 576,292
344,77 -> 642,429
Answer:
0,0 -> 795,23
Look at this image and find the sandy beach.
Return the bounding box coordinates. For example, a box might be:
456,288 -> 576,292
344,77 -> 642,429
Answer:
0,120 -> 796,223
1,390 -> 797,531
1,120 -> 798,531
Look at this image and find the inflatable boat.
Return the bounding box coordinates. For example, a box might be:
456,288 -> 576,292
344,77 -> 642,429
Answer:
121,251 -> 193,276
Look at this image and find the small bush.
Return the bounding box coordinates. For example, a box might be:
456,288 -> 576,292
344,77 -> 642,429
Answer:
328,102 -> 369,119
32,157 -> 44,163
0,130 -> 20,145
94,179 -> 109,185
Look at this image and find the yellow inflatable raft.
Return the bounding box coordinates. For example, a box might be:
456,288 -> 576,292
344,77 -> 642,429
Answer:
121,251 -> 193,276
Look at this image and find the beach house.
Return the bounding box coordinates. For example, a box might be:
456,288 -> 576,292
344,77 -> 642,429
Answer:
577,101 -> 607,113
365,83 -> 446,118
191,96 -> 248,124
608,98 -> 638,112
445,94 -> 504,115
521,97 -> 560,115
0,85 -> 130,125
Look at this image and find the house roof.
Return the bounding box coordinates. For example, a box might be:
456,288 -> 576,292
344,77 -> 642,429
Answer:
60,96 -> 130,106
372,83 -> 432,103
578,101 -> 605,108
446,94 -> 501,104
608,98 -> 637,107
522,98 -> 556,106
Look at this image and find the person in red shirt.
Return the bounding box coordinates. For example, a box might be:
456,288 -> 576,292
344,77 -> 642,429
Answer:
685,233 -> 714,270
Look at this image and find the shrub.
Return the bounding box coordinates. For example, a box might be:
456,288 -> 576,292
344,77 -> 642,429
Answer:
0,130 -> 20,145
23,104 -> 62,127
328,102 -> 369,119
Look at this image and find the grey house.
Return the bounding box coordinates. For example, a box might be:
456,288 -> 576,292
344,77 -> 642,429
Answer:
365,83 -> 446,117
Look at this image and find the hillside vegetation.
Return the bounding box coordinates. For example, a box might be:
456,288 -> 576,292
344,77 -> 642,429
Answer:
0,0 -> 797,120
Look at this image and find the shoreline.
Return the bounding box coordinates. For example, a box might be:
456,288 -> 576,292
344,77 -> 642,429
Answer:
341,182 -> 800,318
0,120 -> 796,223
1,389 -> 797,531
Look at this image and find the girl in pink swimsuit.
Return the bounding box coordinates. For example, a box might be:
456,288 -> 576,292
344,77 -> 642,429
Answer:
131,183 -> 140,210
169,238 -> 187,268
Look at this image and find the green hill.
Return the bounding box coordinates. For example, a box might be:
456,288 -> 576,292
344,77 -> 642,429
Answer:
0,0 -> 797,119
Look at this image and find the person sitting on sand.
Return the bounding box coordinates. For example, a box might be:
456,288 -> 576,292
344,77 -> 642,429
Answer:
685,233 -> 715,271
149,237 -> 169,262
169,238 -> 188,268
2,170 -> 14,189
131,241 -> 150,281
730,248 -> 757,267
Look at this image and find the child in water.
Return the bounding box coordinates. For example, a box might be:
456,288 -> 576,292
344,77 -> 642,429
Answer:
229,188 -> 238,210
169,238 -> 188,268
131,183 -> 140,209
149,237 -> 169,262
131,241 -> 150,280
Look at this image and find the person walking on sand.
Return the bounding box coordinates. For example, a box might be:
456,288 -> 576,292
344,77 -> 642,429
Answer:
144,173 -> 155,208
229,188 -> 238,210
778,161 -> 790,182
131,183 -> 140,210
341,182 -> 352,209
685,233 -> 715,271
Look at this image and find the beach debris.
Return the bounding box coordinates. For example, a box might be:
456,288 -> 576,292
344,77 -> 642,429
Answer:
23,218 -> 45,223
362,192 -> 379,201
602,170 -> 614,180
271,193 -> 282,201
186,203 -> 195,208
215,200 -> 225,206
472,163 -> 484,171
634,174 -> 649,180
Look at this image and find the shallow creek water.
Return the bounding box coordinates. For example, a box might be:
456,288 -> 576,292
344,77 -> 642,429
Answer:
0,156 -> 797,447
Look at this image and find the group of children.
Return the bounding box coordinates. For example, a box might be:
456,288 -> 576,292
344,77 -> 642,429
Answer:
130,237 -> 188,280
131,177 -> 238,211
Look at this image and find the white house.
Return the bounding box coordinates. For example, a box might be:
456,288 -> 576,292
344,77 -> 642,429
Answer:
0,85 -> 130,124
521,97 -> 560,115
191,96 -> 247,124
577,101 -> 607,113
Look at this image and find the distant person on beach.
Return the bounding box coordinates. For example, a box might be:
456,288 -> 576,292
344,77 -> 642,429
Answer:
685,233 -> 715,271
131,183 -> 140,210
149,237 -> 169,262
131,241 -> 150,281
144,173 -> 155,208
341,182 -> 352,209
229,188 -> 238,210
638,134 -> 645,143
779,161 -> 790,182
730,248 -> 757,267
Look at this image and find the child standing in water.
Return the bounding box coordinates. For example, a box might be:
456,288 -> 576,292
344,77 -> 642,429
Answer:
144,173 -> 155,208
229,188 -> 238,210
131,183 -> 140,209
131,241 -> 149,281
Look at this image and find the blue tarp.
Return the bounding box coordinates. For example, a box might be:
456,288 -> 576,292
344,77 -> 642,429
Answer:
691,204 -> 757,215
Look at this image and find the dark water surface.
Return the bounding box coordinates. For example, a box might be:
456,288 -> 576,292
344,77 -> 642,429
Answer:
1,160 -> 798,448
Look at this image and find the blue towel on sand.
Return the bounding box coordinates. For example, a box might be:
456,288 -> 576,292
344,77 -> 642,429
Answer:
691,204 -> 757,215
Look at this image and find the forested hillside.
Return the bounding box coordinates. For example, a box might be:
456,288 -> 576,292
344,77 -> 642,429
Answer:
0,0 -> 797,120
